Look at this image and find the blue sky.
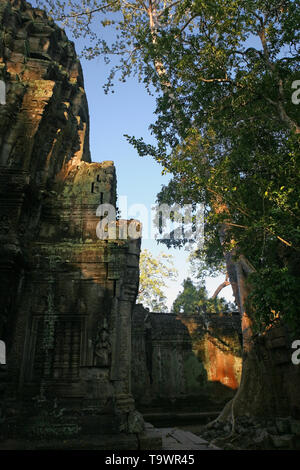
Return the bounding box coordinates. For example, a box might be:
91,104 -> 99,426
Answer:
78,54 -> 234,308
31,0 -> 235,309
33,0 -> 292,310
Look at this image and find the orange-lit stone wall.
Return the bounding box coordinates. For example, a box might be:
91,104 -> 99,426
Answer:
132,306 -> 242,412
181,316 -> 242,391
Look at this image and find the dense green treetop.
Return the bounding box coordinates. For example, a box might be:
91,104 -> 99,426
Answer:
172,277 -> 234,314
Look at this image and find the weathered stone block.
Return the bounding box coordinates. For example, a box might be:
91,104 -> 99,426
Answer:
276,417 -> 291,434
291,419 -> 300,436
131,305 -> 242,411
271,434 -> 294,449
0,0 -> 143,448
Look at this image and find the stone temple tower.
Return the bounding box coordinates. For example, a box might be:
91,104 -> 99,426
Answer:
0,0 -> 158,449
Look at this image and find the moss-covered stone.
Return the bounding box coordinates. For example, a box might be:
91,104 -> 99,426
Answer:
0,0 -> 144,447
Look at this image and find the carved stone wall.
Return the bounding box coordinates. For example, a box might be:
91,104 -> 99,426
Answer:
0,0 -> 143,443
131,305 -> 242,412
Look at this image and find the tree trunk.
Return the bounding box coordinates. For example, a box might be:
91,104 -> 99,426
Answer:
146,8 -> 300,421
216,252 -> 300,421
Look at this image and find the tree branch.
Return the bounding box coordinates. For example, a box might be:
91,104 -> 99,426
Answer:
55,2 -> 119,21
259,26 -> 300,134
211,272 -> 231,299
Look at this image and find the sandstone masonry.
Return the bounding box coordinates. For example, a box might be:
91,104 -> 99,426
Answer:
0,0 -> 147,448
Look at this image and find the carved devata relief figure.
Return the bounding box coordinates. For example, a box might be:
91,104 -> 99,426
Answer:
93,317 -> 111,367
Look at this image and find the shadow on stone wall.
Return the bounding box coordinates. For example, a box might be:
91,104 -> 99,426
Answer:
0,0 -> 145,445
131,304 -> 242,413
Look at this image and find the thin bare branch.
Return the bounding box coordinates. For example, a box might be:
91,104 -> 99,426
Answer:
211,273 -> 231,299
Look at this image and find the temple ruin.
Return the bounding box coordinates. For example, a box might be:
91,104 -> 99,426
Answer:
132,305 -> 242,415
0,0 -> 153,448
1,0 -> 299,451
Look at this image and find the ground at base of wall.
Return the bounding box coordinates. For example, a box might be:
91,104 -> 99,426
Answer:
1,418 -> 299,450
190,416 -> 300,450
0,425 -> 218,450
142,410 -> 220,428
154,426 -> 220,450
0,434 -> 139,450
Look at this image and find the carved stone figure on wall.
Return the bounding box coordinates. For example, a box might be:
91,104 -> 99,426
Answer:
93,319 -> 111,367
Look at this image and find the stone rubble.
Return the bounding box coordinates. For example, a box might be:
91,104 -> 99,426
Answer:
199,415 -> 300,450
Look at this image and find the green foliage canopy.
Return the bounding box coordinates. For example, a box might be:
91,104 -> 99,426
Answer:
38,0 -> 300,331
172,277 -> 234,314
